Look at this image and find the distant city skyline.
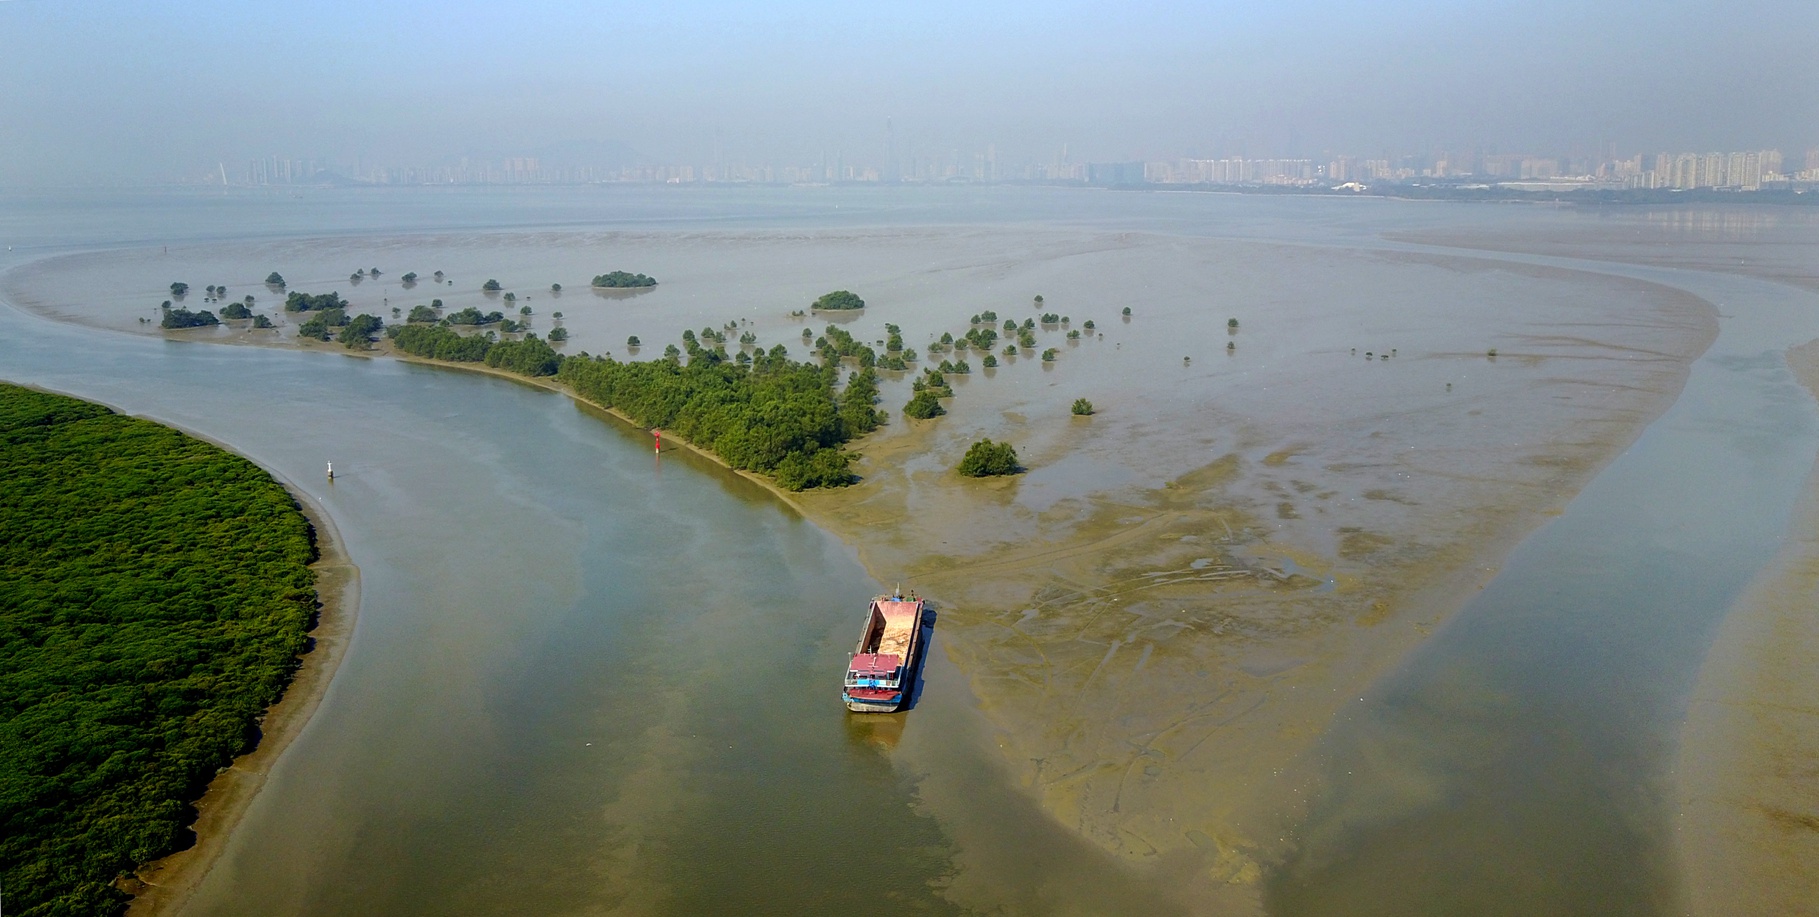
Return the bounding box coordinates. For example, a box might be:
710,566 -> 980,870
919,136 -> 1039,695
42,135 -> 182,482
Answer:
228,142 -> 1819,192
4,0 -> 1815,188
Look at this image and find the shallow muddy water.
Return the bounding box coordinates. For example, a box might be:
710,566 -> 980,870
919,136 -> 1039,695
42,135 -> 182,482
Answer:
4,185 -> 1817,915
1263,260 -> 1819,916
0,305 -> 1186,916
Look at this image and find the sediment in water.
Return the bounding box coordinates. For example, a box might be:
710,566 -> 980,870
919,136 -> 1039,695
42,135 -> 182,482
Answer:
3,229 -> 1722,911
1675,338 -> 1819,917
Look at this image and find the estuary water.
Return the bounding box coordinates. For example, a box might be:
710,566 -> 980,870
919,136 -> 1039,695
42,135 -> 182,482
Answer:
1263,260 -> 1819,916
0,285 -> 1180,916
0,186 -> 1215,916
4,185 -> 1818,915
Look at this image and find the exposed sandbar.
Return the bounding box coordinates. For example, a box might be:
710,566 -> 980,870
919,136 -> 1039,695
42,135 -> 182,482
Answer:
792,265 -> 1714,900
1389,208 -> 1819,295
1675,338 -> 1819,917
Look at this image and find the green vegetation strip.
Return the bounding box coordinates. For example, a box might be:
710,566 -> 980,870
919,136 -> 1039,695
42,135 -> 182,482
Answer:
387,324 -> 882,490
0,384 -> 318,917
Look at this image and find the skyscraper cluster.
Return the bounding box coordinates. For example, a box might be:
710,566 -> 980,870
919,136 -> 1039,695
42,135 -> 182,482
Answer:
1636,150 -> 1786,190
1150,158 -> 1319,185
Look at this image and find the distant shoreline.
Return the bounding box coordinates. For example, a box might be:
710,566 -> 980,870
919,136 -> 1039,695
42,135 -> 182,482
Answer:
1103,182 -> 1819,207
179,175 -> 1819,208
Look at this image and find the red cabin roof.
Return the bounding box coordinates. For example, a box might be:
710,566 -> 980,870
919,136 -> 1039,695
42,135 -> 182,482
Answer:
851,653 -> 902,675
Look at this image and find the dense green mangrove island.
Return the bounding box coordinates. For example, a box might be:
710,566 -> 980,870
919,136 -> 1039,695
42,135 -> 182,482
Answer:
590,271 -> 657,288
810,289 -> 865,311
158,308 -> 218,330
385,324 -> 882,490
282,291 -> 346,313
0,384 -> 320,917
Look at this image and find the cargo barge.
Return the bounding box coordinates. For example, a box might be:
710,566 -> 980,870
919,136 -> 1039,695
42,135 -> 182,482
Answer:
842,592 -> 925,713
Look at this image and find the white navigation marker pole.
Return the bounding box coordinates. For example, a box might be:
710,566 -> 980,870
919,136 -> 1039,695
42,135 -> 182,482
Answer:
327,461 -> 335,480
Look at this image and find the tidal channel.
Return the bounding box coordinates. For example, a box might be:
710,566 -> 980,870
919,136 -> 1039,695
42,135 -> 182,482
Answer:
4,187 -> 1816,915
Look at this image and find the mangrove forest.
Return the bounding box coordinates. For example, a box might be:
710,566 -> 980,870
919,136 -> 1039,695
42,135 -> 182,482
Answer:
383,323 -> 883,490
0,384 -> 319,916
811,290 -> 865,311
591,271 -> 657,288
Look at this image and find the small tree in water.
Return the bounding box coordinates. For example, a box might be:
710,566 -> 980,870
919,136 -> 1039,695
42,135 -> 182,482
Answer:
958,439 -> 1021,477
1072,398 -> 1095,416
903,389 -> 946,419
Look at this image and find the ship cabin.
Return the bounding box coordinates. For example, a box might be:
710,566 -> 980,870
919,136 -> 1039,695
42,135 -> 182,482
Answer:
846,652 -> 904,695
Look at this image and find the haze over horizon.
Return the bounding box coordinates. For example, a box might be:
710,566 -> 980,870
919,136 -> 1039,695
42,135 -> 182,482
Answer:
3,0 -> 1815,186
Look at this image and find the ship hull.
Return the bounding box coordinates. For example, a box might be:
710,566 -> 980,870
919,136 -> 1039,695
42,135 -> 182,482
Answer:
843,696 -> 904,714
842,594 -> 924,714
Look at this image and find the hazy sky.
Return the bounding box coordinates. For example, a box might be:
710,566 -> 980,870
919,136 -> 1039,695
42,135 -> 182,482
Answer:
3,0 -> 1816,183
